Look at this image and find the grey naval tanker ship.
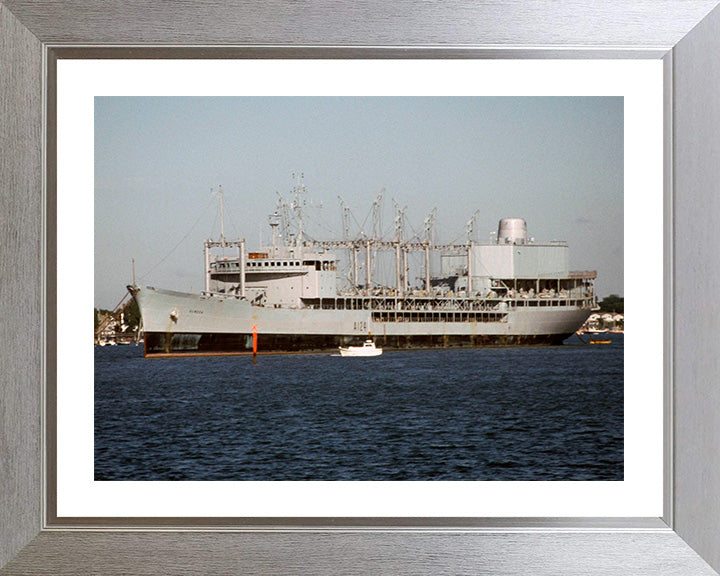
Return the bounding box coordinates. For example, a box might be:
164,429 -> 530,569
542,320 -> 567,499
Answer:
129,185 -> 596,357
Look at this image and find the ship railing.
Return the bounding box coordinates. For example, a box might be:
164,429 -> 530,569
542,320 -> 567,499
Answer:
200,290 -> 247,300
370,309 -> 511,324
509,297 -> 594,309
297,293 -> 594,313
568,270 -> 598,279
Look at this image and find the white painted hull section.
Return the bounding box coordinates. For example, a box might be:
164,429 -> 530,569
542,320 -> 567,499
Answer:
135,286 -> 591,339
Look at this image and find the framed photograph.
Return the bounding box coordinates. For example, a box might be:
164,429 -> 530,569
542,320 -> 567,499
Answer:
2,2 -> 720,574
62,62 -> 653,520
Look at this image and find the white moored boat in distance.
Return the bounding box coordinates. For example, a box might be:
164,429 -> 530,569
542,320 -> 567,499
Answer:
339,339 -> 382,357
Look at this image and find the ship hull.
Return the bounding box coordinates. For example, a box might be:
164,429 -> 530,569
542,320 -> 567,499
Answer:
133,285 -> 591,357
143,331 -> 571,356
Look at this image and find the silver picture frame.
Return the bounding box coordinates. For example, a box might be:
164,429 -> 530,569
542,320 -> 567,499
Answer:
2,1 -> 720,574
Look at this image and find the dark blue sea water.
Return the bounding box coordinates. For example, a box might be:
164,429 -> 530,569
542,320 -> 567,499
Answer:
94,334 -> 623,481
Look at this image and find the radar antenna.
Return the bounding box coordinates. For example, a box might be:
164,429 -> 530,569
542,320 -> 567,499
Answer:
275,192 -> 291,245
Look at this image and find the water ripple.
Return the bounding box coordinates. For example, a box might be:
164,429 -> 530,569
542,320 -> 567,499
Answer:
95,336 -> 624,481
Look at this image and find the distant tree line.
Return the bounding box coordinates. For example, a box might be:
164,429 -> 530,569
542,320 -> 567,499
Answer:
94,297 -> 141,332
598,294 -> 623,314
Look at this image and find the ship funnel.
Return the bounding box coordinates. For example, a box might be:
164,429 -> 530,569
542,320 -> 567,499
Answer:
497,218 -> 527,245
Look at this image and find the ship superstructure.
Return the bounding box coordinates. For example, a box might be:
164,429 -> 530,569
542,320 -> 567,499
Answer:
130,181 -> 596,356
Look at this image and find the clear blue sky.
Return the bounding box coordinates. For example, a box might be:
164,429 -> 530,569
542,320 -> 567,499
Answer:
95,97 -> 623,309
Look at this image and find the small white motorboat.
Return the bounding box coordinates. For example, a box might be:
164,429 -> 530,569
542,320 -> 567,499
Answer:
338,339 -> 382,357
